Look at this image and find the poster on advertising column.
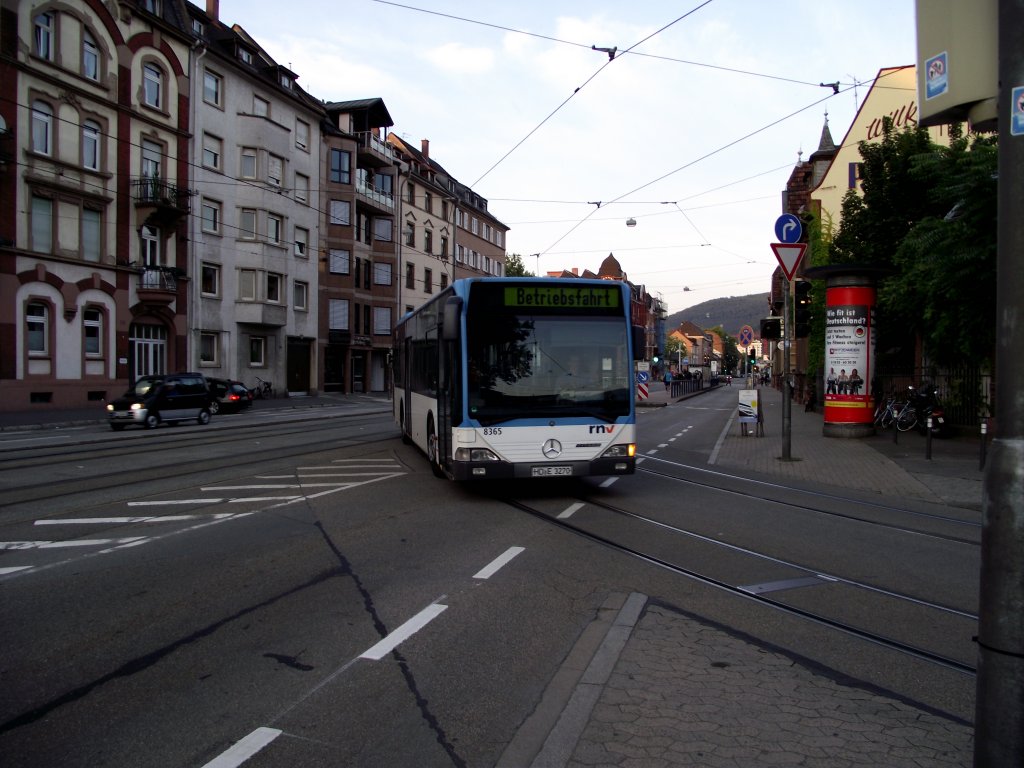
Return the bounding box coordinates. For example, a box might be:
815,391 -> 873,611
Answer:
824,289 -> 876,426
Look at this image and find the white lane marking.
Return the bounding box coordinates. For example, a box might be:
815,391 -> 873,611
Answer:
228,497 -> 304,503
206,485 -> 302,490
473,547 -> 525,579
646,449 -> 658,455
557,502 -> 585,520
200,727 -> 282,768
126,500 -> 225,506
0,538 -> 145,550
708,407 -> 738,465
360,603 -> 448,660
36,515 -> 234,524
0,567 -> 33,575
599,477 -> 618,488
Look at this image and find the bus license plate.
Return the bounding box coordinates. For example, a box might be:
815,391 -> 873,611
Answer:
532,466 -> 572,477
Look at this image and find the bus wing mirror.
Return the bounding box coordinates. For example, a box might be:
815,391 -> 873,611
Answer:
442,296 -> 463,340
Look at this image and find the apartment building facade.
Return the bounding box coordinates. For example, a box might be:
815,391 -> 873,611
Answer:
0,0 -> 194,411
318,99 -> 399,394
187,1 -> 324,395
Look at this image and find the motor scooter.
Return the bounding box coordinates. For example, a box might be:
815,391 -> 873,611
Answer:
914,385 -> 947,437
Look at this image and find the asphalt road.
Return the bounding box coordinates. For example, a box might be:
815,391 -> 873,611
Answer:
0,391 -> 977,766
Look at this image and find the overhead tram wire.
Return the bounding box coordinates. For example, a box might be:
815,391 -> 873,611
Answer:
469,1 -> 717,187
536,87 -> 840,257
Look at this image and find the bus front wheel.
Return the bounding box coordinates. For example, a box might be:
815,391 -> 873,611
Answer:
426,415 -> 444,478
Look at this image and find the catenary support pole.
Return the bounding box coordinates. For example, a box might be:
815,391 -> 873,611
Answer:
974,1 -> 1024,764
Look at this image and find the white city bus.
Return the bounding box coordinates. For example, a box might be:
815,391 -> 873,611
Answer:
393,277 -> 640,480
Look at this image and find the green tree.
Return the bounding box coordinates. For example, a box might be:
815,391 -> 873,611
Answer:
828,119 -> 996,368
504,253 -> 533,277
707,325 -> 739,373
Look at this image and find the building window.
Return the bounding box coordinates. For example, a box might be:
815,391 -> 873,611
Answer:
329,299 -> 349,331
34,13 -> 54,60
143,63 -> 162,109
373,307 -> 392,335
240,208 -> 257,239
82,208 -> 101,262
440,273 -> 448,290
424,268 -> 433,294
373,262 -> 392,286
267,273 -> 282,303
280,72 -> 293,89
293,281 -> 308,310
140,0 -> 162,13
329,200 -> 350,226
192,18 -> 205,35
239,269 -> 257,300
31,196 -> 53,253
82,120 -> 101,170
329,249 -> 350,274
440,236 -> 448,259
83,32 -> 99,80
201,263 -> 220,296
141,139 -> 162,179
203,69 -> 222,106
201,199 -> 221,234
83,307 -> 102,356
240,148 -> 257,178
239,47 -> 254,65
423,191 -> 432,215
27,302 -> 49,355
141,225 -> 160,265
253,95 -> 269,117
294,226 -> 308,257
296,119 -> 309,150
294,173 -> 309,204
200,332 -> 219,365
31,101 -> 52,155
329,149 -> 351,183
406,182 -> 415,205
404,222 -> 415,247
405,262 -> 415,290
249,336 -> 266,366
374,217 -> 393,242
423,229 -> 433,255
202,133 -> 222,170
267,154 -> 283,186
267,214 -> 282,244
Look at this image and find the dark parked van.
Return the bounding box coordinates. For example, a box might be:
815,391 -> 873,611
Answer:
107,373 -> 212,430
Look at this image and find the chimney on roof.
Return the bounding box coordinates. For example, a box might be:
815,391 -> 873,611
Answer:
421,139 -> 430,158
207,0 -> 219,21
572,267 -> 579,276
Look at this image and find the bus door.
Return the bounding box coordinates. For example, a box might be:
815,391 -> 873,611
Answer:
436,296 -> 463,473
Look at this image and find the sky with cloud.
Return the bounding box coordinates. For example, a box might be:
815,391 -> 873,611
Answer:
220,0 -> 920,316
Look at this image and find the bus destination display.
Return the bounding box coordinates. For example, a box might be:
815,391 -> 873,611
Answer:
503,285 -> 621,309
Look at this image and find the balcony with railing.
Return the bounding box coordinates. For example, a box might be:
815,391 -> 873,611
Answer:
355,177 -> 395,213
131,176 -> 192,226
353,131 -> 396,167
135,265 -> 180,306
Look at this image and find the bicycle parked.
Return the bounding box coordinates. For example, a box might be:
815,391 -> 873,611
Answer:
873,388 -> 918,431
250,376 -> 273,399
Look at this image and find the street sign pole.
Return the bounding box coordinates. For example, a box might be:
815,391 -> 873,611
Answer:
782,277 -> 792,460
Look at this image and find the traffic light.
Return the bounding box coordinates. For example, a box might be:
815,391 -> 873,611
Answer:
760,317 -> 782,340
652,352 -> 661,364
794,280 -> 812,338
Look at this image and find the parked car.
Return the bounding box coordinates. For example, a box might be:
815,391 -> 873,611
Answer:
207,378 -> 253,414
107,373 -> 212,430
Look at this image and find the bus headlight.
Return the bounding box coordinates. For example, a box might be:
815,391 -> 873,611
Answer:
454,447 -> 500,462
601,443 -> 636,458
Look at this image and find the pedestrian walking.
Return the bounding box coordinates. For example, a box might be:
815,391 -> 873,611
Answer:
663,369 -> 673,391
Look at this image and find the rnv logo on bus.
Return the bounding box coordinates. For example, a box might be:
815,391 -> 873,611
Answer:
588,425 -> 614,434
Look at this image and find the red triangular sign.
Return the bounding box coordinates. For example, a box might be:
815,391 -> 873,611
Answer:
771,242 -> 808,281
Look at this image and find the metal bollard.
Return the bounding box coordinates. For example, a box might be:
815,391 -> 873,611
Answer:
925,416 -> 932,460
980,420 -> 988,470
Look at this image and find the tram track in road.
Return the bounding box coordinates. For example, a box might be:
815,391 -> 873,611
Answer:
0,414 -> 400,518
637,455 -> 982,545
497,488 -> 978,677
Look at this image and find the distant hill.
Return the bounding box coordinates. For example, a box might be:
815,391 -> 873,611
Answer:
665,294 -> 767,339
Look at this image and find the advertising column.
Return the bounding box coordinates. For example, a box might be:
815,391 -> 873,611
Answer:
823,282 -> 876,437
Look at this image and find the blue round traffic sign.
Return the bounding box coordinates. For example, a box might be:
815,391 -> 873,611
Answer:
774,213 -> 802,244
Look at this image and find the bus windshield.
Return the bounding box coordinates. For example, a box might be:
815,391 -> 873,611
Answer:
465,313 -> 631,425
